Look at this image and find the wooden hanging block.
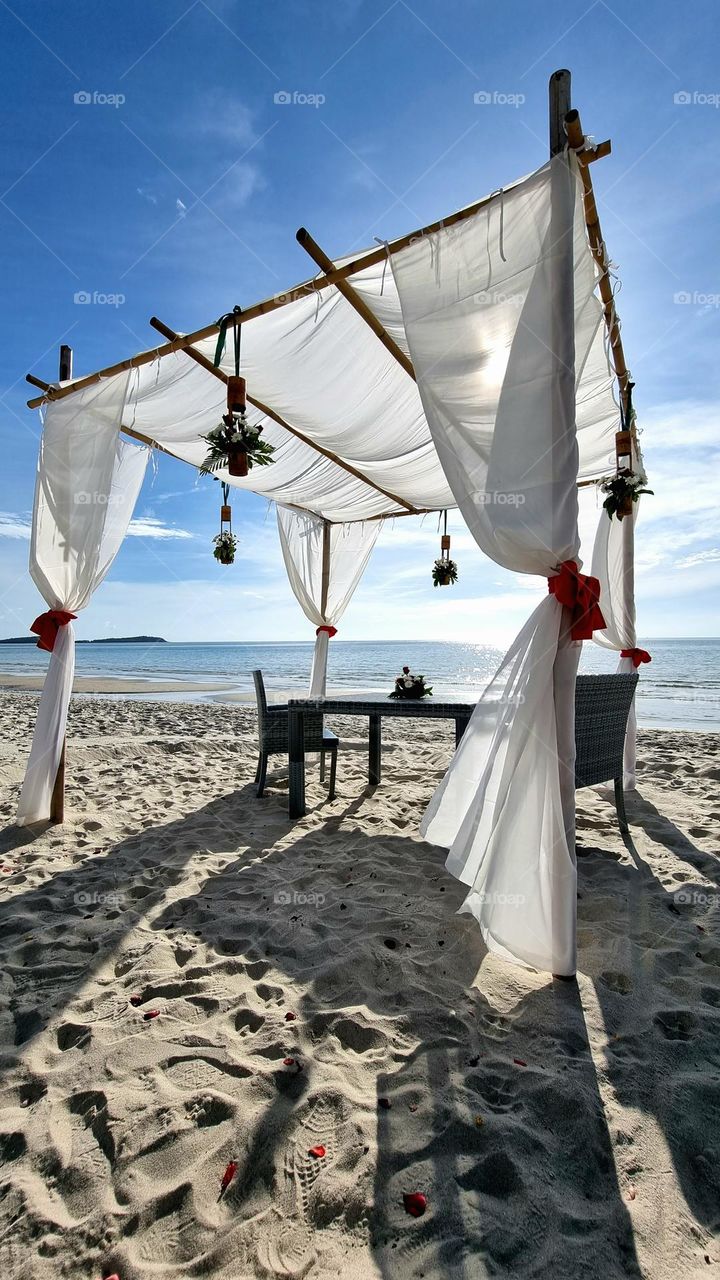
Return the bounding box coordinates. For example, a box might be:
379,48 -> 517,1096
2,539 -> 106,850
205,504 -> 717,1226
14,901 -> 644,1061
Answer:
227,375 -> 246,414
615,429 -> 632,469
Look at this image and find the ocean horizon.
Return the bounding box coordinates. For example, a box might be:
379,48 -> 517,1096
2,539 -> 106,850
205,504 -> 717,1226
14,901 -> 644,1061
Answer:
0,637 -> 717,731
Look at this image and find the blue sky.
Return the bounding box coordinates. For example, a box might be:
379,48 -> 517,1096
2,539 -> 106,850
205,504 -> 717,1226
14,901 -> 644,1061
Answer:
0,0 -> 718,644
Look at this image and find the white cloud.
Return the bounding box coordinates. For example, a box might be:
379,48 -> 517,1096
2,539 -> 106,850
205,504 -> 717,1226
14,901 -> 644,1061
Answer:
0,512 -> 193,543
0,513 -> 31,539
192,91 -> 257,149
176,198 -> 187,218
676,548 -> 720,568
126,517 -> 193,540
216,162 -> 264,209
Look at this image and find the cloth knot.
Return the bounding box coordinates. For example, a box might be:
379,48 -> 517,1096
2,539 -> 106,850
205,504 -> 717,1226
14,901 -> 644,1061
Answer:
30,609 -> 77,653
316,625 -> 337,638
621,647 -> 651,668
548,561 -> 606,641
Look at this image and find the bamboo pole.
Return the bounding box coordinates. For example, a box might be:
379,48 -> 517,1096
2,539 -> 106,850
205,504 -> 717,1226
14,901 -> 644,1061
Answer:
295,229 -> 416,381
148,317 -> 419,515
49,345 -> 73,823
549,69 -> 572,157
320,520 -> 331,618
564,107 -> 630,414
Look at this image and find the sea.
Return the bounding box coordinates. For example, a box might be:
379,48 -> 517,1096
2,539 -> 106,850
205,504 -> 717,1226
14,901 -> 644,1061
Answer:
0,639 -> 717,731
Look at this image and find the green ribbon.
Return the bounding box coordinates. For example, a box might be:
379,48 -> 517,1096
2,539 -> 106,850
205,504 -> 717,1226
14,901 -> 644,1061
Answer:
213,305 -> 242,369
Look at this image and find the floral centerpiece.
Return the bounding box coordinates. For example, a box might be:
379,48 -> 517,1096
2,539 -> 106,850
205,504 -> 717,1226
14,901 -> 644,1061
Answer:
601,471 -> 653,520
213,530 -> 237,565
389,665 -> 433,699
432,557 -> 458,587
200,413 -> 275,478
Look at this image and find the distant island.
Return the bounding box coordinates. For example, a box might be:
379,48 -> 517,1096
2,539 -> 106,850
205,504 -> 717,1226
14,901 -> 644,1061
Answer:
0,636 -> 167,645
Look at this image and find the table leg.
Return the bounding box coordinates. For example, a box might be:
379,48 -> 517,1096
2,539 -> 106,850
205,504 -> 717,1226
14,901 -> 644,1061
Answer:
288,708 -> 306,818
369,714 -> 382,785
455,716 -> 470,749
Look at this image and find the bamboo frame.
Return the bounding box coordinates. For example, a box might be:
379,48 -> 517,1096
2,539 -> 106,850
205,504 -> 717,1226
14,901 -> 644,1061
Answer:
49,345 -> 73,823
564,107 -> 630,414
320,519 -> 331,618
148,317 -> 419,514
25,82 -> 629,512
296,228 -> 416,381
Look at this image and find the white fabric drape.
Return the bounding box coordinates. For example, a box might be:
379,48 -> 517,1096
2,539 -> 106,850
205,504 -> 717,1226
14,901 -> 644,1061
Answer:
591,500 -> 640,787
276,505 -> 380,695
392,153 -> 598,975
17,374 -> 147,825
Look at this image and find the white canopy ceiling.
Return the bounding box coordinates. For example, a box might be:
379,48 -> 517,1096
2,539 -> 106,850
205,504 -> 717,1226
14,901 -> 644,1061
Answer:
110,159 -> 617,524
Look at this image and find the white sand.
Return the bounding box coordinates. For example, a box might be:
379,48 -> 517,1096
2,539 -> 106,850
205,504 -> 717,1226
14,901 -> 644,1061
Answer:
0,691 -> 718,1279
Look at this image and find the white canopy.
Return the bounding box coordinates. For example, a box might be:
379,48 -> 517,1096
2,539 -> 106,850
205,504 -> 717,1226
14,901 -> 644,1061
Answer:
20,143 -> 641,980
106,161 -> 618,523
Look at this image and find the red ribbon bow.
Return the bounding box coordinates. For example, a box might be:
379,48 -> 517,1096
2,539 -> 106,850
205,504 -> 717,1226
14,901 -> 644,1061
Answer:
30,609 -> 77,652
621,647 -> 651,668
548,561 -> 606,641
316,625 -> 337,638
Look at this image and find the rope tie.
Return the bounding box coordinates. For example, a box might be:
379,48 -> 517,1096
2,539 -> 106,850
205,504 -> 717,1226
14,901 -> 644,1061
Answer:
373,237 -> 392,295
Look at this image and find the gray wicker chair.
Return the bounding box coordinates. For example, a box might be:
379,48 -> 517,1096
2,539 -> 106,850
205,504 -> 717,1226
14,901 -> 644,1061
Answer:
574,672 -> 639,833
252,670 -> 339,800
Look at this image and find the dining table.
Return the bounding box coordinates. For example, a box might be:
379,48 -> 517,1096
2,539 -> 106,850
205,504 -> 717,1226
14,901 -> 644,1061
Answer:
286,694 -> 477,817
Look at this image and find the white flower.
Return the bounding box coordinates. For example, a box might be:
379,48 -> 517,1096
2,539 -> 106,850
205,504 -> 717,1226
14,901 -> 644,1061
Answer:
403,677 -> 413,688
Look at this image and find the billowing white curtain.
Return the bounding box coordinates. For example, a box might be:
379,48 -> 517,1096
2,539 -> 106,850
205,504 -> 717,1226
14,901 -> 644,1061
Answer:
17,374 -> 147,825
392,153 -> 606,975
591,498 -> 645,787
276,504 -> 380,695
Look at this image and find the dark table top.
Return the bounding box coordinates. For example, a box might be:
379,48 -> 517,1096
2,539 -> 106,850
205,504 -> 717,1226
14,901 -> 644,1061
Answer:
287,695 -> 476,718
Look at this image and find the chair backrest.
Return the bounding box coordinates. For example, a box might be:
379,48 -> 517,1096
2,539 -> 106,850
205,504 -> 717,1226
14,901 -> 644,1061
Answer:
252,670 -> 326,753
574,672 -> 639,788
253,668 -> 269,720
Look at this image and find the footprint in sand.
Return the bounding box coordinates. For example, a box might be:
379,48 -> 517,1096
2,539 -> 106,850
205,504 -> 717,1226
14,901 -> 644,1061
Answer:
162,1055 -> 252,1092
654,1009 -> 697,1040
235,1007 -> 266,1035
255,1094 -> 353,1278
598,971 -> 633,995
470,1069 -> 522,1114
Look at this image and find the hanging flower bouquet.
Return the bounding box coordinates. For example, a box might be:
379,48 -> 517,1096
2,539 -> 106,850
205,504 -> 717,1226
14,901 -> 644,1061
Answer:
389,665 -> 433,699
213,530 -> 237,565
200,413 -> 275,478
601,471 -> 653,520
432,557 -> 458,587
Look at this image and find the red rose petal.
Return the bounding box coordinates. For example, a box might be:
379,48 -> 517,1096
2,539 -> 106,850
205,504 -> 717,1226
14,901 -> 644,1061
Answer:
220,1161 -> 238,1193
143,1010 -> 160,1021
403,1192 -> 427,1217
284,1012 -> 297,1021
129,995 -> 142,1007
308,1145 -> 326,1158
513,1058 -> 527,1067
283,1057 -> 295,1066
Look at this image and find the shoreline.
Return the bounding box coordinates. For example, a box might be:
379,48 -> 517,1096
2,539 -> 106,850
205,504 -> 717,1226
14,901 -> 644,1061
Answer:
0,678 -> 716,731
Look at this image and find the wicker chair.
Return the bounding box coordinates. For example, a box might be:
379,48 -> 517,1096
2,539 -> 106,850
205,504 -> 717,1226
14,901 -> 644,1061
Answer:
252,670 -> 339,800
574,672 -> 639,833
